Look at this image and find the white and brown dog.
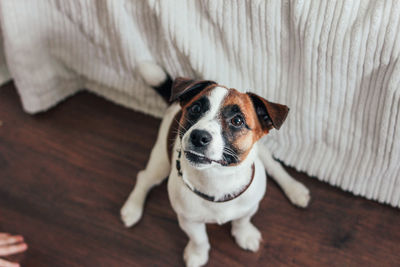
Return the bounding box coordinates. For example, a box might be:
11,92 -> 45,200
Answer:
121,62 -> 310,267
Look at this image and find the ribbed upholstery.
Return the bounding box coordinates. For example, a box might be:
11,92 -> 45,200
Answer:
0,0 -> 399,207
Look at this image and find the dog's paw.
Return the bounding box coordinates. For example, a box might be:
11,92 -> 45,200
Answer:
120,201 -> 143,228
285,181 -> 311,208
183,241 -> 210,267
232,222 -> 262,252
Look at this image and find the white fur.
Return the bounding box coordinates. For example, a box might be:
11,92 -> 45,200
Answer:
181,87 -> 227,165
137,61 -> 167,87
121,89 -> 311,267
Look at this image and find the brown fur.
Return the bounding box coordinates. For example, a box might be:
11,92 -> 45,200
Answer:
167,110 -> 182,162
219,89 -> 267,164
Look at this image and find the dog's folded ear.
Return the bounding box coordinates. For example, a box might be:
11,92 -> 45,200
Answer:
170,77 -> 216,105
247,93 -> 289,131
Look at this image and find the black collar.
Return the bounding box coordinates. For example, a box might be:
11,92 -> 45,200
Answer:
176,150 -> 255,203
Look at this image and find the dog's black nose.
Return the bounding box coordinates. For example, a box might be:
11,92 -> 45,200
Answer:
190,129 -> 212,147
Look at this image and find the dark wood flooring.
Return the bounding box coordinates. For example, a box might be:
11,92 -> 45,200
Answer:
0,82 -> 399,267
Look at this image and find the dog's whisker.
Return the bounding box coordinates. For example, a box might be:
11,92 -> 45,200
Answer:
224,148 -> 238,158
223,152 -> 236,160
174,118 -> 188,133
223,147 -> 239,159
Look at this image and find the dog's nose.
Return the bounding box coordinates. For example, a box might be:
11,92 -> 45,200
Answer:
190,129 -> 212,147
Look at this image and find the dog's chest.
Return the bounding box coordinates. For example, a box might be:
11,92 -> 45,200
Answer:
167,159 -> 266,224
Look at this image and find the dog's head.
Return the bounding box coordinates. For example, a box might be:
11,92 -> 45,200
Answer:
171,77 -> 289,168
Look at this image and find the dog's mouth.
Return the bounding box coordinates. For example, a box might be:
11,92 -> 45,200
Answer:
184,150 -> 227,166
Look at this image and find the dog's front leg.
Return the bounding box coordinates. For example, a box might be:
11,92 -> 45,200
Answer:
258,147 -> 311,207
178,216 -> 210,267
120,128 -> 170,227
231,205 -> 262,252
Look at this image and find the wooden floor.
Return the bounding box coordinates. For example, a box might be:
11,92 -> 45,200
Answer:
0,82 -> 399,267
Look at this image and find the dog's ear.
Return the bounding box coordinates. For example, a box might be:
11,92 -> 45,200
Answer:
247,92 -> 289,131
170,77 -> 216,106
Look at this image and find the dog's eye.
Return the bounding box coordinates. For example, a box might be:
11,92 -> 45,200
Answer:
189,103 -> 201,114
231,115 -> 244,127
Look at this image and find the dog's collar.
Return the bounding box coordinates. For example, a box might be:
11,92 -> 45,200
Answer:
176,150 -> 255,203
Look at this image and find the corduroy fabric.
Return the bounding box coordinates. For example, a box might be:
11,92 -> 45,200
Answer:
0,0 -> 399,207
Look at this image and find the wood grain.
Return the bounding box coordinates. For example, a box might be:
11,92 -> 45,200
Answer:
0,82 -> 399,266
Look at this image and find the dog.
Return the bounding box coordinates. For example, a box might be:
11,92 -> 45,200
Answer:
121,62 -> 310,267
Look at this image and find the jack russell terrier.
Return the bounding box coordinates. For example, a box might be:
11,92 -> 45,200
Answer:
121,62 -> 311,267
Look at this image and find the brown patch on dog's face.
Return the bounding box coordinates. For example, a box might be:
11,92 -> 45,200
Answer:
218,89 -> 268,165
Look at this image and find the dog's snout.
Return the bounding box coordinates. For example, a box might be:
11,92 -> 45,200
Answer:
190,129 -> 212,147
